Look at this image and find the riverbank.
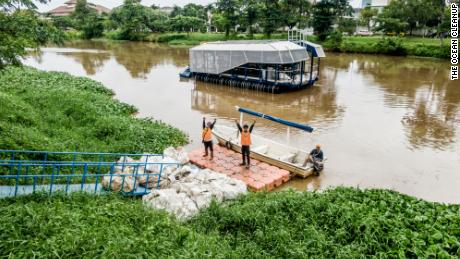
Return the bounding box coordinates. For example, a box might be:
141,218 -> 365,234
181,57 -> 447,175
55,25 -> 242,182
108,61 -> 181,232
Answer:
321,36 -> 450,59
1,187 -> 459,257
87,32 -> 450,59
0,66 -> 187,157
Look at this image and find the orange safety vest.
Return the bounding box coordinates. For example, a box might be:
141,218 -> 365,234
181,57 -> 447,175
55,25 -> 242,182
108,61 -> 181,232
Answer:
241,131 -> 251,146
202,128 -> 213,142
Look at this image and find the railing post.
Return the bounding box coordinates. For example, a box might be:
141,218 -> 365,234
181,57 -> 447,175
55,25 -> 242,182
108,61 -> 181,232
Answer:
14,163 -> 22,197
157,164 -> 164,189
49,165 -> 55,195
81,163 -> 88,191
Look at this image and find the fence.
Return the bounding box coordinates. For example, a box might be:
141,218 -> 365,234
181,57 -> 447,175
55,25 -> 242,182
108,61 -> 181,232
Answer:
0,150 -> 181,198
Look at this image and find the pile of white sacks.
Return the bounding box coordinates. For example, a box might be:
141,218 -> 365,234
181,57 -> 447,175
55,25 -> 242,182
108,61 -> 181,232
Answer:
101,147 -> 247,220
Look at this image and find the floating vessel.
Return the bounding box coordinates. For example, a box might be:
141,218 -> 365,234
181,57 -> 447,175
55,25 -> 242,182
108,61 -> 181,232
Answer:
180,31 -> 325,94
213,107 -> 325,178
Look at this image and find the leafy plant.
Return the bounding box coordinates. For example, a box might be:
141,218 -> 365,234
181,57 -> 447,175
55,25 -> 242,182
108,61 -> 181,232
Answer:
0,188 -> 459,257
0,66 -> 187,155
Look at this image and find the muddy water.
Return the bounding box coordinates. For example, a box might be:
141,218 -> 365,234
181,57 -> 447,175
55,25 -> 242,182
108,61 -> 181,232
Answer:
25,41 -> 460,203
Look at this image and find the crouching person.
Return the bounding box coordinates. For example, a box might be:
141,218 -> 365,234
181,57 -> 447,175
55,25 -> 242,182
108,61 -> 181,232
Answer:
303,144 -> 324,175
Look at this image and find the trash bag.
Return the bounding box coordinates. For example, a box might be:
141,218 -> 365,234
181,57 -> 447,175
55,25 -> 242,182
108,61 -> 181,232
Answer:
163,147 -> 190,165
142,164 -> 247,219
143,189 -> 198,220
102,174 -> 135,193
146,157 -> 177,173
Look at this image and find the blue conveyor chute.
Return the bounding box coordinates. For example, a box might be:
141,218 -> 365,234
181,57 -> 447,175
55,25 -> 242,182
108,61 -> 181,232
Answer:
237,107 -> 314,133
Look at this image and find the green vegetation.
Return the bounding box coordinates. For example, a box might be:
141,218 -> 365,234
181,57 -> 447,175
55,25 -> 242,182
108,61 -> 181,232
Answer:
316,36 -> 450,58
71,0 -> 105,39
0,66 -> 187,154
0,0 -> 63,68
143,32 -> 287,45
1,188 -> 459,257
43,0 -> 449,59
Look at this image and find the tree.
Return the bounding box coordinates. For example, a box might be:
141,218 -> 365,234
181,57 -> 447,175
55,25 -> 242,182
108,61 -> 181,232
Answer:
437,7 -> 450,44
377,0 -> 445,36
239,0 -> 260,36
359,6 -> 378,31
216,0 -> 240,37
72,0 -> 91,22
109,0 -> 151,40
338,17 -> 357,35
375,17 -> 409,34
211,12 -> 226,32
182,3 -> 207,21
312,0 -> 351,40
259,0 -> 283,37
145,9 -> 169,32
280,0 -> 312,29
170,15 -> 205,32
170,5 -> 182,18
0,0 -> 63,68
51,16 -> 75,30
71,0 -> 104,39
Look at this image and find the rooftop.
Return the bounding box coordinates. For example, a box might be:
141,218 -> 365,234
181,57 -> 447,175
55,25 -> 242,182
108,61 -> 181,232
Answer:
48,1 -> 111,16
191,40 -> 307,52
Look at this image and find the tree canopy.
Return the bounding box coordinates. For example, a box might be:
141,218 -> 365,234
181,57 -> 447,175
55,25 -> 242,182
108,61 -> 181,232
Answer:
0,0 -> 62,68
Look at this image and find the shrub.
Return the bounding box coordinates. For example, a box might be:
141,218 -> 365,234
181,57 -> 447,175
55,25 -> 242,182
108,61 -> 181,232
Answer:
324,30 -> 343,51
375,37 -> 407,56
156,33 -> 187,43
0,66 -> 187,155
1,188 -> 459,257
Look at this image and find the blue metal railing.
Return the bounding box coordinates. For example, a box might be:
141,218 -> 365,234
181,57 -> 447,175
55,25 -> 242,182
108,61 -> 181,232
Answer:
0,150 -> 180,198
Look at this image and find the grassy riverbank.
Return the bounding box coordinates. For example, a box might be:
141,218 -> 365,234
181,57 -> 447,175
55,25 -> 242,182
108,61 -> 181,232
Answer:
1,187 -> 459,257
102,31 -> 288,45
320,36 -> 450,59
0,66 -> 187,157
98,31 -> 450,59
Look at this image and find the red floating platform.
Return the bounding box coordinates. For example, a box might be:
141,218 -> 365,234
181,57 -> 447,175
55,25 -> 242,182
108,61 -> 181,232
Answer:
189,145 -> 291,192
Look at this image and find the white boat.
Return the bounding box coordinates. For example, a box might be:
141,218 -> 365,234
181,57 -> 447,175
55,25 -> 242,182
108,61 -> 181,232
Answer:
213,124 -> 323,178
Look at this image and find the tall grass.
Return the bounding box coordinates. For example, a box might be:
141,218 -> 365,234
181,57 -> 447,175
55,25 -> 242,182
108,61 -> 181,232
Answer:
1,188 -> 459,257
0,66 -> 187,156
316,36 -> 450,59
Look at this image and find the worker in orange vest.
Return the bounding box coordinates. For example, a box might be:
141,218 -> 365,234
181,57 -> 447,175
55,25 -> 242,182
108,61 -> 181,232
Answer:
235,119 -> 256,168
202,117 -> 217,159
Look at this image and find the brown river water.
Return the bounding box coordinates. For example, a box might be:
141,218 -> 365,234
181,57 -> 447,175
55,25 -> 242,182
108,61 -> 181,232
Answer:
25,41 -> 460,203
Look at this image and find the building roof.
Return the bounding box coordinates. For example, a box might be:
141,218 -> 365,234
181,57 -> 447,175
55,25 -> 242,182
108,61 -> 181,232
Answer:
48,5 -> 74,15
190,40 -> 309,75
191,40 -> 307,52
93,4 -> 111,13
48,1 -> 111,16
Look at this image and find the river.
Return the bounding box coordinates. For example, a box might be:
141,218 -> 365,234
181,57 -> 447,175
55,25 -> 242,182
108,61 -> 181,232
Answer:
24,41 -> 460,203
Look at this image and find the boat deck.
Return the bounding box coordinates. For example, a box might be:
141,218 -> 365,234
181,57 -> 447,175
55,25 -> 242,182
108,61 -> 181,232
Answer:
188,145 -> 291,192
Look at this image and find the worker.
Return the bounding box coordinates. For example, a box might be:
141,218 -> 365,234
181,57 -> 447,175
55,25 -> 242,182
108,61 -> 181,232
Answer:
202,117 -> 217,159
235,119 -> 256,169
303,144 -> 324,175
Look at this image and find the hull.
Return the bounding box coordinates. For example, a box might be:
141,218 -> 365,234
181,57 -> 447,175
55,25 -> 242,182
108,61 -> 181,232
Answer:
213,125 -> 317,177
193,73 -> 317,94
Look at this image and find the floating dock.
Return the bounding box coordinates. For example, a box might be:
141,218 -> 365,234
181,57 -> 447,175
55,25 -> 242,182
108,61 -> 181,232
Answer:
188,145 -> 291,192
181,30 -> 326,93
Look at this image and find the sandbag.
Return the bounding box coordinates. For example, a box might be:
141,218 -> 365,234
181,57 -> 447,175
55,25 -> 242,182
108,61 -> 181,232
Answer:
163,147 -> 190,165
102,174 -> 135,193
143,189 -> 198,220
145,157 -> 177,173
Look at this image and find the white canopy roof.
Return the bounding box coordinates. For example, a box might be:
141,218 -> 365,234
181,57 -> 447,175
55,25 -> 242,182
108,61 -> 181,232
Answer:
190,40 -> 309,74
